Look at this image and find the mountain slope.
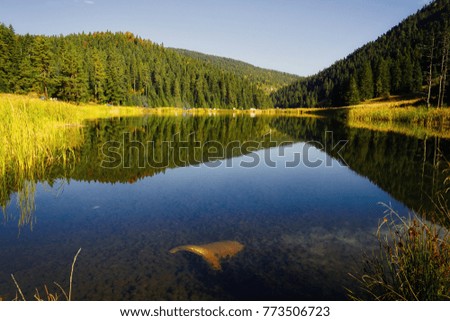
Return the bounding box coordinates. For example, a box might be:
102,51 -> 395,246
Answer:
272,0 -> 450,108
171,48 -> 301,93
0,27 -> 273,109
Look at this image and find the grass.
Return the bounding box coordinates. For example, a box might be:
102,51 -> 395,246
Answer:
0,94 -> 322,228
0,94 -> 147,227
348,204 -> 450,301
348,119 -> 450,139
11,248 -> 81,301
0,93 -> 147,174
346,97 -> 450,139
143,106 -> 324,118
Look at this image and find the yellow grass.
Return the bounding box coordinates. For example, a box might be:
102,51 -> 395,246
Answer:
143,106 -> 323,118
347,97 -> 450,139
0,94 -> 147,226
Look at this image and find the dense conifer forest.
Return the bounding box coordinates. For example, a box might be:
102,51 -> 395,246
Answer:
0,27 -> 273,108
272,0 -> 450,108
172,48 -> 301,93
0,0 -> 449,109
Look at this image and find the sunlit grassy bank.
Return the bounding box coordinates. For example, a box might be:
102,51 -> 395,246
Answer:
145,106 -> 322,118
0,94 -> 147,226
0,94 -> 147,171
347,97 -> 450,139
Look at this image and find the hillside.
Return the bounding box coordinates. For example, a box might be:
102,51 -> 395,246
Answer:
172,48 -> 301,93
272,0 -> 450,108
0,27 -> 272,109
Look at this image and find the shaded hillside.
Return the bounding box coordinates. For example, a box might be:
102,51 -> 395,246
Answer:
172,48 -> 301,93
273,0 -> 450,107
0,26 -> 273,109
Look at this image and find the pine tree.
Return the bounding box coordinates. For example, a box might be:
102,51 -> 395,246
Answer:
57,41 -> 88,102
401,54 -> 414,92
390,59 -> 402,94
16,52 -> 35,93
30,36 -> 53,98
105,48 -> 127,105
376,58 -> 390,97
359,61 -> 374,100
345,75 -> 360,105
0,24 -> 15,92
412,61 -> 423,93
91,48 -> 107,103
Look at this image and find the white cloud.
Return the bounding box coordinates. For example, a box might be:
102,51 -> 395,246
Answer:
84,0 -> 95,5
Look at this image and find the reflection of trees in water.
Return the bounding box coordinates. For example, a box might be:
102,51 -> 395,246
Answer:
271,116 -> 450,224
1,115 -> 286,228
4,113 -> 449,229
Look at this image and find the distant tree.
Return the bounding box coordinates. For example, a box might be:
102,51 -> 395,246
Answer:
390,59 -> 402,94
0,24 -> 15,92
359,61 -> 374,100
105,49 -> 127,105
57,41 -> 88,102
401,54 -> 414,92
90,48 -> 107,103
16,52 -> 35,93
376,58 -> 390,97
426,34 -> 435,108
412,61 -> 423,93
30,36 -> 53,98
438,28 -> 449,107
345,75 -> 360,105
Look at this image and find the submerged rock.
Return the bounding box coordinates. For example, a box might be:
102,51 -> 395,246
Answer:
169,240 -> 244,271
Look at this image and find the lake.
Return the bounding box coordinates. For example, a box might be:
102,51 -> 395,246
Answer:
0,113 -> 448,300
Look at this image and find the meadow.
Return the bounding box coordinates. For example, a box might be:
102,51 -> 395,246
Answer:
346,97 -> 450,139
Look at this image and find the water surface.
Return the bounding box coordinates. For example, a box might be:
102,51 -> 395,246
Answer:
0,114 -> 448,300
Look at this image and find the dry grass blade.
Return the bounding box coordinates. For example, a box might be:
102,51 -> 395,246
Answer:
348,204 -> 450,300
10,274 -> 26,301
69,248 -> 82,301
9,248 -> 82,301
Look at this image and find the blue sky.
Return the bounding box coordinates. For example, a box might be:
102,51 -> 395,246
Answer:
0,0 -> 431,76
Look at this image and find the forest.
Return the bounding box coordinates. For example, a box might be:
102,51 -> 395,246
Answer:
172,48 -> 300,93
0,26 -> 273,109
0,0 -> 449,109
272,0 -> 450,108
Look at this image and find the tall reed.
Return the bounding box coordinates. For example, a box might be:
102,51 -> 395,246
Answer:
0,94 -> 146,228
348,204 -> 450,300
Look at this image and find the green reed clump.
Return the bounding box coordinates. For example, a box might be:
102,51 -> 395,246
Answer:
0,94 -> 146,228
0,95 -> 84,227
348,204 -> 450,300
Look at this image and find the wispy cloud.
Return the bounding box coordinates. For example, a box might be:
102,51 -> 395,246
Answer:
84,0 -> 95,5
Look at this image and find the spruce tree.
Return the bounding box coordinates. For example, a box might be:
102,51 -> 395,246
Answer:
57,41 -> 88,102
359,61 -> 374,100
376,58 -> 390,98
0,24 -> 15,92
90,48 -> 107,103
30,36 -> 53,98
345,75 -> 360,105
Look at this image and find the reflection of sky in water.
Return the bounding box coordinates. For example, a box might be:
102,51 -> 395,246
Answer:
0,143 -> 409,300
